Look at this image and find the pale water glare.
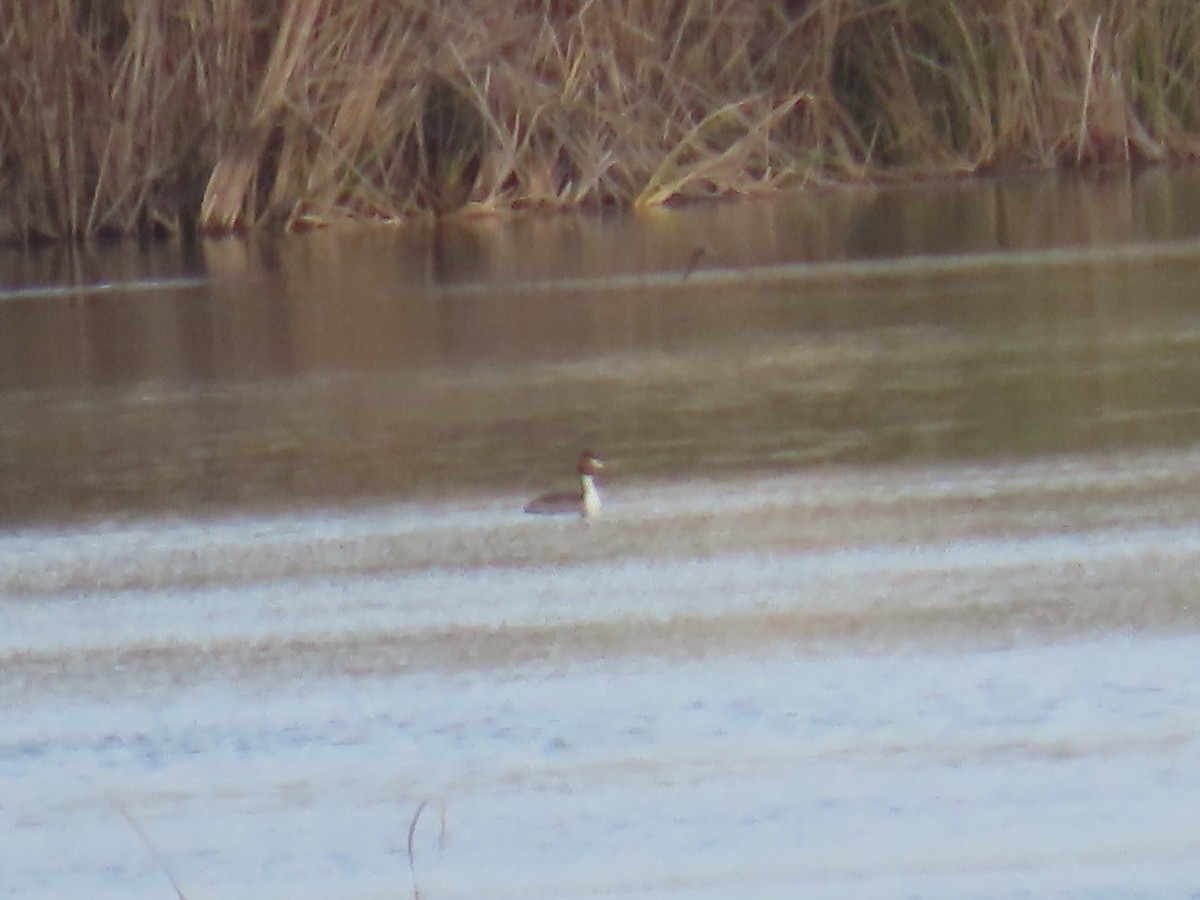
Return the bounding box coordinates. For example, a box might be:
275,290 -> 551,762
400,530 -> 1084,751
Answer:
2,171 -> 1200,897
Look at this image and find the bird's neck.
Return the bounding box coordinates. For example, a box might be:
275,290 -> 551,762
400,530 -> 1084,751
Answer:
580,473 -> 601,517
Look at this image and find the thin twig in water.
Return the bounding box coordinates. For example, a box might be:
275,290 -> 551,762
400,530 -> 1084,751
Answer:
407,797 -> 447,900
682,244 -> 709,281
110,799 -> 187,900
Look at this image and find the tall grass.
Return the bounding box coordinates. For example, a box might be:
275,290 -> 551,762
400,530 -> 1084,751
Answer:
3,0 -> 1200,241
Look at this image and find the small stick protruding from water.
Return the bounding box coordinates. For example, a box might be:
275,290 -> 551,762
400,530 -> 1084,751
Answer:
111,799 -> 188,900
682,244 -> 709,282
407,797 -> 447,900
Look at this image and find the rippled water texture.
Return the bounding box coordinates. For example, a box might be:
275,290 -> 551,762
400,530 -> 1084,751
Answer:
2,171 -> 1200,897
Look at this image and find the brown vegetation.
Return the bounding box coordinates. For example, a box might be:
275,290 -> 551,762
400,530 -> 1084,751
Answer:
3,0 -> 1200,241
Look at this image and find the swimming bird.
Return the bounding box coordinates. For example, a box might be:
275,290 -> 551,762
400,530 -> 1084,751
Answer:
524,451 -> 605,518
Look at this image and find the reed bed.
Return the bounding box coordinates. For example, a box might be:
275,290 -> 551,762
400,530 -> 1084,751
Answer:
4,0 -> 1200,240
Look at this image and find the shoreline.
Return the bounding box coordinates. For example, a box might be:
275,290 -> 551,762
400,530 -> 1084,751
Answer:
5,3 -> 1200,242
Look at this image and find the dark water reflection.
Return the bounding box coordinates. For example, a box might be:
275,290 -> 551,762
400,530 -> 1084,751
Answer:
4,169 -> 1200,525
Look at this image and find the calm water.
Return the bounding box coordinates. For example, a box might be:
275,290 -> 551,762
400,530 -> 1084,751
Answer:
3,171 -> 1200,898
4,169 -> 1200,524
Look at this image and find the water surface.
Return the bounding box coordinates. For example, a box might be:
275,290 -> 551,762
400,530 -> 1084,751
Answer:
3,171 -> 1200,898
3,168 -> 1200,526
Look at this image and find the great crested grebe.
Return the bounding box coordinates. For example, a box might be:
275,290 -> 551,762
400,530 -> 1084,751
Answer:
524,451 -> 605,518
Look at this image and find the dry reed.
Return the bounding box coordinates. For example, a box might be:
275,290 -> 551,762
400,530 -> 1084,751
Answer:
3,0 -> 1200,241
110,799 -> 188,900
407,796 -> 447,900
